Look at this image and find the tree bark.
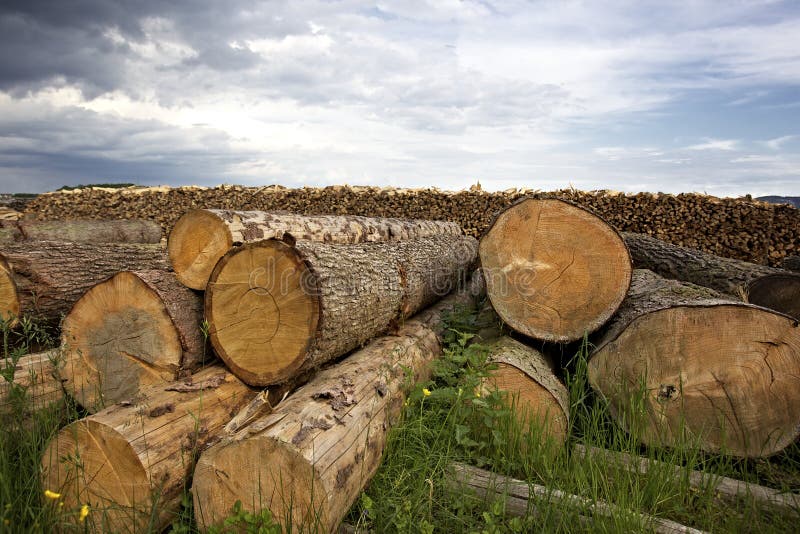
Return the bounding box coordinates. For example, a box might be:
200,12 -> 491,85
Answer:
783,255 -> 800,272
192,289 -> 477,533
623,232 -> 800,319
0,349 -> 74,419
480,198 -> 631,342
0,219 -> 162,245
41,366 -> 258,534
205,234 -> 477,386
588,269 -> 800,457
168,209 -> 463,290
0,242 -> 169,326
61,270 -> 207,412
484,336 -> 570,443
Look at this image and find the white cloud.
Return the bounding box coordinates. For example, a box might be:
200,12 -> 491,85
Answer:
685,139 -> 740,151
761,135 -> 797,150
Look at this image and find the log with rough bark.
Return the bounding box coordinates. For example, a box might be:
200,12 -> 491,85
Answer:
0,349 -> 75,419
623,232 -> 800,319
783,255 -> 800,272
205,234 -> 477,386
168,209 -> 463,290
588,269 -> 800,458
573,444 -> 800,512
192,289 -> 477,533
0,242 -> 169,326
484,336 -> 569,443
480,198 -> 631,342
448,462 -> 704,534
60,270 -> 207,412
40,366 -> 258,533
0,219 -> 162,245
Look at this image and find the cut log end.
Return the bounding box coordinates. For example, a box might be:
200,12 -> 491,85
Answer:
168,209 -> 233,290
194,438 -> 329,531
589,304 -> 800,457
0,257 -> 19,323
480,198 -> 631,342
205,240 -> 320,386
41,419 -> 150,532
61,271 -> 182,410
747,274 -> 800,320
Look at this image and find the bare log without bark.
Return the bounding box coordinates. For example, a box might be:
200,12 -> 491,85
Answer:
0,242 -> 169,325
0,349 -> 75,419
448,462 -> 704,534
480,198 -> 631,342
623,232 -> 800,319
484,336 -> 569,442
205,234 -> 477,386
573,444 -> 800,512
41,366 -> 258,533
192,290 -> 476,533
589,269 -> 800,458
61,270 -> 207,412
168,209 -> 463,290
0,219 -> 162,245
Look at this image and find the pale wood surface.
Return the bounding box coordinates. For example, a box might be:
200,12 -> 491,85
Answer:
0,349 -> 73,418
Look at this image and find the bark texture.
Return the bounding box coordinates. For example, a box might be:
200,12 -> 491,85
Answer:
0,219 -> 162,245
0,349 -> 73,419
41,366 -> 258,533
623,231 -> 800,319
480,198 -> 631,342
168,209 -> 463,290
783,255 -> 800,272
0,242 -> 169,325
485,336 -> 569,442
589,269 -> 800,457
205,234 -> 477,386
61,270 -> 207,412
192,290 -> 477,533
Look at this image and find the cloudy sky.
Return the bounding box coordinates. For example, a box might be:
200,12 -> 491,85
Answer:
1,1 -> 799,195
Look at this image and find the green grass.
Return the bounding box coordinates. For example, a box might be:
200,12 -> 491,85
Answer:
1,304 -> 799,532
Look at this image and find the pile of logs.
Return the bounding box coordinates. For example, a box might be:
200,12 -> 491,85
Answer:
24,184 -> 800,266
1,196 -> 798,532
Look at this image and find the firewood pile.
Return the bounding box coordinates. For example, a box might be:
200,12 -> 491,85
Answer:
1,200 -> 799,532
24,185 -> 800,266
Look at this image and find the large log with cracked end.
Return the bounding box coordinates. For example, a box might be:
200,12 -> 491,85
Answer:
40,366 -> 258,533
480,198 -> 632,342
0,349 -> 75,419
168,209 -> 463,290
588,269 -> 800,458
484,336 -> 569,443
192,289 -> 477,533
0,219 -> 162,245
205,234 -> 477,386
60,270 -> 207,412
0,242 -> 169,326
623,232 -> 800,319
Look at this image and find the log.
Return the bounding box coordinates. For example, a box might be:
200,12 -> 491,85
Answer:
448,462 -> 704,534
484,336 -> 569,443
0,242 -> 169,326
205,234 -> 477,386
192,289 -> 476,533
0,349 -> 74,419
168,209 -> 463,290
573,444 -> 800,512
588,270 -> 800,457
40,366 -> 258,533
0,219 -> 162,245
783,255 -> 800,272
623,232 -> 800,319
479,198 -> 631,342
60,270 -> 207,412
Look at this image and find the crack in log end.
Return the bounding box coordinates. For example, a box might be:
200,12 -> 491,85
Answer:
148,403 -> 175,418
657,384 -> 678,402
335,463 -> 354,490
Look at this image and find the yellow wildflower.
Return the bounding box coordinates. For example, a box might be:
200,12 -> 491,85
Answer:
422,388 -> 431,397
43,490 -> 61,500
79,504 -> 90,522
475,390 -> 481,398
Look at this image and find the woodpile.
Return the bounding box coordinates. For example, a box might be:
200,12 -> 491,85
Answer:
24,185 -> 800,267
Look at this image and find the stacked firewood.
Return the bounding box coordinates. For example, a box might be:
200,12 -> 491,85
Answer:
2,201 -> 799,533
24,185 -> 800,266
